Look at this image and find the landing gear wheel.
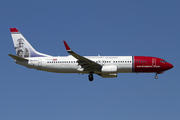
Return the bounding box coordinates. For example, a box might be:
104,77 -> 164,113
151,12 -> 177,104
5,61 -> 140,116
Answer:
88,74 -> 93,81
155,75 -> 158,79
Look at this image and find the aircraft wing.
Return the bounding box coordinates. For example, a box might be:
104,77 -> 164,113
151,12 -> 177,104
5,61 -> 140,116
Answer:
8,54 -> 28,61
63,41 -> 102,72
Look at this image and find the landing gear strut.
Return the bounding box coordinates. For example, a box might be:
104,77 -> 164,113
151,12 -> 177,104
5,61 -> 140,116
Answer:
155,73 -> 158,79
88,73 -> 94,81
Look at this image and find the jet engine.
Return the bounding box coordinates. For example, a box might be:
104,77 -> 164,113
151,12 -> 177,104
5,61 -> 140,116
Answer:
101,65 -> 118,78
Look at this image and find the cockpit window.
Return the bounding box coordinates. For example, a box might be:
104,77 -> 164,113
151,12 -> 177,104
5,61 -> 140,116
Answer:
160,60 -> 166,63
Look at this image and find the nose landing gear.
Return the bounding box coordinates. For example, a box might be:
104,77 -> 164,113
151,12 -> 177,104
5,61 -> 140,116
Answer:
155,73 -> 158,79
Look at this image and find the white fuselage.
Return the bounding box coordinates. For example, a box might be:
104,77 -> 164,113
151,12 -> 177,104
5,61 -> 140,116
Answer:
17,55 -> 133,74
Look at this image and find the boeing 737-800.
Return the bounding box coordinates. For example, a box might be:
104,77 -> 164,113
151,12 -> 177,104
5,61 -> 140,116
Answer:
8,28 -> 173,81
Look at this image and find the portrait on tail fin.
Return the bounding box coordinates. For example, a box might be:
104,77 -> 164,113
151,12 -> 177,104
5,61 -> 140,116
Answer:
15,38 -> 30,58
10,28 -> 51,58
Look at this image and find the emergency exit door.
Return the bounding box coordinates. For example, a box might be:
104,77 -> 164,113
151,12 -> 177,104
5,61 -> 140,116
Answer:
38,59 -> 42,67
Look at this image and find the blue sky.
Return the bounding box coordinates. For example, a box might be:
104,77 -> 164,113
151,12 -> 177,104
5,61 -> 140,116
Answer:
1,0 -> 180,120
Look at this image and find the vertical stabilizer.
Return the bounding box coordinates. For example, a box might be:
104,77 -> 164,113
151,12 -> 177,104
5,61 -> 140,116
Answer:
10,28 -> 51,58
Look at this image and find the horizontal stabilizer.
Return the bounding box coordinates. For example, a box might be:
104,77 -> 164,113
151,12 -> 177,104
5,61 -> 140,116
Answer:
8,54 -> 28,61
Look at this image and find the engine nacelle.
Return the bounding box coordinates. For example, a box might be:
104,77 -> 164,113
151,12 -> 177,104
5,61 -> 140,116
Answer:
101,65 -> 117,73
101,65 -> 118,78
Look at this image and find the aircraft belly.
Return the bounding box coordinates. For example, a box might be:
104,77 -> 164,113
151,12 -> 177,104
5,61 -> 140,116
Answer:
41,64 -> 79,73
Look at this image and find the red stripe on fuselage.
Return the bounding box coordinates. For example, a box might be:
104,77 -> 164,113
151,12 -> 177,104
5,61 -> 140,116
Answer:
134,56 -> 172,73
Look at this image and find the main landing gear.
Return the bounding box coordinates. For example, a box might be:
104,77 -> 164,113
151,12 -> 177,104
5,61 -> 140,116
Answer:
88,72 -> 94,81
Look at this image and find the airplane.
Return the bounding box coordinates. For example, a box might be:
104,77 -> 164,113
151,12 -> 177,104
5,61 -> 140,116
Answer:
8,28 -> 173,81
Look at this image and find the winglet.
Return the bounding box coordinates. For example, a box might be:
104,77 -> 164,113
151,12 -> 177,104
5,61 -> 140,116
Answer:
63,41 -> 72,52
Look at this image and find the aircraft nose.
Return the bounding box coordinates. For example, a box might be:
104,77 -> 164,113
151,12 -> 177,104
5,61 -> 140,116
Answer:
167,63 -> 173,69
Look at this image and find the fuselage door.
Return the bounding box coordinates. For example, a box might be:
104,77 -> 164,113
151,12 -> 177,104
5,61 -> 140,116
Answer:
38,59 -> 42,67
152,58 -> 156,67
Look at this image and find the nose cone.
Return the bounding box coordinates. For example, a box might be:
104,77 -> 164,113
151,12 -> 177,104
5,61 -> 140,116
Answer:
167,63 -> 173,70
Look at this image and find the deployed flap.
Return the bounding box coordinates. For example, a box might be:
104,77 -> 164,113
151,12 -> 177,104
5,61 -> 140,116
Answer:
63,41 -> 102,72
8,54 -> 28,61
